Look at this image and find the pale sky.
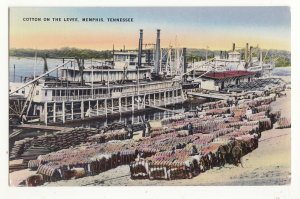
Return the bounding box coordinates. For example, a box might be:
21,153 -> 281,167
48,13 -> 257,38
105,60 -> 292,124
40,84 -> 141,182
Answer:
9,7 -> 291,51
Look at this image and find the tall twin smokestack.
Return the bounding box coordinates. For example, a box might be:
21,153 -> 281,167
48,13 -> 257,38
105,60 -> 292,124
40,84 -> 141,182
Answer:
183,48 -> 187,81
154,29 -> 161,75
137,29 -> 143,68
245,43 -> 249,61
232,43 -> 236,52
249,46 -> 253,62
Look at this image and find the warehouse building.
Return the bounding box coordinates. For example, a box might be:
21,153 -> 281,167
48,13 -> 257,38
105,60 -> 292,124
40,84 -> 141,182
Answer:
197,70 -> 256,91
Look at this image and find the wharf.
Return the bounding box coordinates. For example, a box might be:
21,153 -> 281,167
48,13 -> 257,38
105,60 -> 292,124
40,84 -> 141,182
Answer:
11,124 -> 72,131
187,92 -> 230,100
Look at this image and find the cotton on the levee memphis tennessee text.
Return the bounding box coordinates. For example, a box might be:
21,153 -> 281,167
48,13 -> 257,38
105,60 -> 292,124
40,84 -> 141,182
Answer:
22,17 -> 134,22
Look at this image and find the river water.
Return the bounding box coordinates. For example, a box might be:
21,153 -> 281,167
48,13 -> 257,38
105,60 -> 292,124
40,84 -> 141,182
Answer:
272,67 -> 291,76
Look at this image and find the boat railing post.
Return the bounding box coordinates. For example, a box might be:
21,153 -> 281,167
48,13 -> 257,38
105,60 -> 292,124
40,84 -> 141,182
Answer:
71,101 -> 74,120
119,97 -> 122,116
132,95 -> 134,113
81,100 -> 84,119
62,101 -> 65,123
173,89 -> 175,103
164,90 -> 167,107
53,102 -> 56,123
44,102 -> 48,125
88,100 -> 91,117
96,99 -> 99,116
105,98 -> 108,117
159,92 -> 161,106
137,95 -> 140,110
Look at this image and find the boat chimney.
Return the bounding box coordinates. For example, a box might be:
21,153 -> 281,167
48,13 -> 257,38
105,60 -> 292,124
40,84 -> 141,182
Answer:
154,29 -> 161,75
260,48 -> 263,65
183,47 -> 187,81
232,43 -> 236,52
249,46 -> 253,62
112,44 -> 115,68
138,29 -> 143,68
245,43 -> 249,61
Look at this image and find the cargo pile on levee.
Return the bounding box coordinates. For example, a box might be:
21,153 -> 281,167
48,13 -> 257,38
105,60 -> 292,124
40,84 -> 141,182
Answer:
11,85 -> 291,186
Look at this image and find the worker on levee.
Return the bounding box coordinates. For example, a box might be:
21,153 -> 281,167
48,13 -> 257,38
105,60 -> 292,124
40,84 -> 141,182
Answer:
125,126 -> 133,139
143,121 -> 151,137
187,122 -> 194,135
191,145 -> 199,156
171,147 -> 176,155
246,107 -> 253,118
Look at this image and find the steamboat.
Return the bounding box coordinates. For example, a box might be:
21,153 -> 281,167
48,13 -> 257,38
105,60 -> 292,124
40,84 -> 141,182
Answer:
190,43 -> 275,77
9,29 -> 187,125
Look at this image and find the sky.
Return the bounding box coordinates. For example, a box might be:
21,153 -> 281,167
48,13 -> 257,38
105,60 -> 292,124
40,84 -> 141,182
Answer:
9,7 -> 291,51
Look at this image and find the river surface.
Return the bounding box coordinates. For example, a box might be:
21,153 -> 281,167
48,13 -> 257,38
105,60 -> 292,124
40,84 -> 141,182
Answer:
9,57 -> 291,81
272,67 -> 291,76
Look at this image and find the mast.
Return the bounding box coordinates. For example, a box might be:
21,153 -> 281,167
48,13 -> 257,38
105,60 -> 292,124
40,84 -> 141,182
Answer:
34,50 -> 37,78
92,59 -> 94,99
206,46 -> 209,61
137,29 -> 143,96
137,29 -> 143,69
112,44 -> 115,69
13,64 -> 15,82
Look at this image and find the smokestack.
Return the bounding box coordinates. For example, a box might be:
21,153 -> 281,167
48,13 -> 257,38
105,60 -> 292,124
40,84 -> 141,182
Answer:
232,43 -> 235,52
249,46 -> 253,62
112,44 -> 115,68
154,29 -> 161,75
137,29 -> 143,68
245,43 -> 249,61
260,48 -> 262,65
183,48 -> 187,81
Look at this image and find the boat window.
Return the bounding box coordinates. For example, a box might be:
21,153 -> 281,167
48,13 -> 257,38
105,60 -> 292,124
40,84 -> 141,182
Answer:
45,90 -> 47,96
36,90 -> 39,95
22,90 -> 25,94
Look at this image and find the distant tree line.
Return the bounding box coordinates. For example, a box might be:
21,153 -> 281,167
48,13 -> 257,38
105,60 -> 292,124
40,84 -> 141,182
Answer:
9,47 -> 113,59
10,47 -> 290,67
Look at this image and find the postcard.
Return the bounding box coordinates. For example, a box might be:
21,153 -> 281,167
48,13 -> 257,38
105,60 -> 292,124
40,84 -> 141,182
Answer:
8,7 -> 291,188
